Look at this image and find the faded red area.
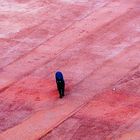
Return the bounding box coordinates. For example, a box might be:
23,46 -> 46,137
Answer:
0,0 -> 140,140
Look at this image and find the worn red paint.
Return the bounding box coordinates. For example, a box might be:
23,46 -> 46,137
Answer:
0,0 -> 140,140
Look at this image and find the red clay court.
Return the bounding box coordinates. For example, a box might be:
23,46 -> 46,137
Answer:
0,0 -> 140,140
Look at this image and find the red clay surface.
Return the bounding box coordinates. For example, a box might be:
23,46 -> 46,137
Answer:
0,0 -> 140,140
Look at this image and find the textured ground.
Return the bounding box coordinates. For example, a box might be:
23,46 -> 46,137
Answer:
0,0 -> 140,140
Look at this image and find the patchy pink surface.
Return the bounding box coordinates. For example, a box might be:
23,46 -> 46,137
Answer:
41,92 -> 140,140
0,0 -> 140,140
